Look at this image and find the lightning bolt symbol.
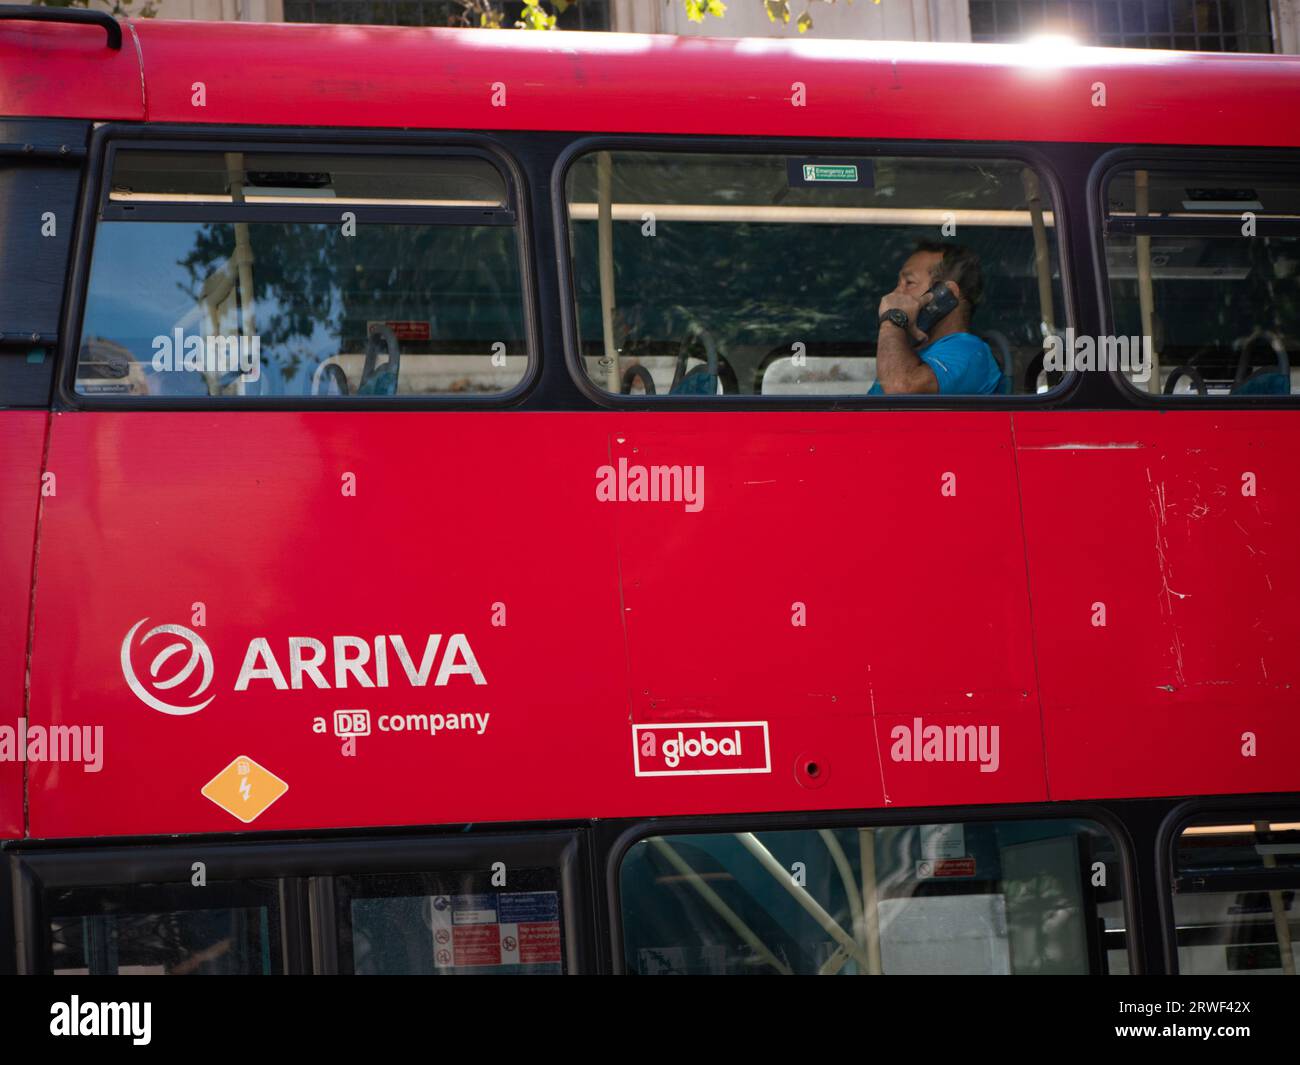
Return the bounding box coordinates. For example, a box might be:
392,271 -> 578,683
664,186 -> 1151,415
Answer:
239,776 -> 251,801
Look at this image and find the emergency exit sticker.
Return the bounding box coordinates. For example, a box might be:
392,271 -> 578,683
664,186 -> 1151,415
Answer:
804,164 -> 857,182
787,159 -> 874,187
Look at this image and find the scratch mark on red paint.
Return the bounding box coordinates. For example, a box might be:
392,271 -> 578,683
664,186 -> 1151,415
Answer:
1019,442 -> 1145,450
1150,474 -> 1187,687
608,433 -> 635,725
866,666 -> 891,805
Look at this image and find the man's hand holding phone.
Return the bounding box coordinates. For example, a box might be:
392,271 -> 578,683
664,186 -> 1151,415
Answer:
878,290 -> 932,345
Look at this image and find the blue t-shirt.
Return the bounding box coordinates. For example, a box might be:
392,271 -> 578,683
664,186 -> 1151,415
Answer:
868,332 -> 1003,396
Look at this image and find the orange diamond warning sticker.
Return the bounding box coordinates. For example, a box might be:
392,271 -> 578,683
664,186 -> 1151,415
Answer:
201,755 -> 288,823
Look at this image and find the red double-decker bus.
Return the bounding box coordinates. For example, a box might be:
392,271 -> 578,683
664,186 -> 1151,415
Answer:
1,8 -> 1298,976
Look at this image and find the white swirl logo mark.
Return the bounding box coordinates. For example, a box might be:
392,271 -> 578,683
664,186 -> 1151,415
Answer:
121,618 -> 215,715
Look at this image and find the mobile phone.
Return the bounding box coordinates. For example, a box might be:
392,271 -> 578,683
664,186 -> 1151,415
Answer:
915,282 -> 959,334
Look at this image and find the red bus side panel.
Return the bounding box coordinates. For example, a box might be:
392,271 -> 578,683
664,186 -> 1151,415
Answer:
0,23 -> 143,121
0,412 -> 46,840
1017,411 -> 1300,800
28,411 -> 1045,838
28,412 -> 627,837
612,413 -> 1045,812
123,21 -> 1300,147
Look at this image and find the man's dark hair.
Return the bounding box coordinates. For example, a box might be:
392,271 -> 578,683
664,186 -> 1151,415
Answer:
914,240 -> 984,316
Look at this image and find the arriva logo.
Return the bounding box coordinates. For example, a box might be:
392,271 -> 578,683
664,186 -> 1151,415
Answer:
120,621 -> 487,714
120,618 -> 216,716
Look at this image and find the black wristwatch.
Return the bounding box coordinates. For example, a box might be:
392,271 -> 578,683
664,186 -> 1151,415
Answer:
879,309 -> 910,331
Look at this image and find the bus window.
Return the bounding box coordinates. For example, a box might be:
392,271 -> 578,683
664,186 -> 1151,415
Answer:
74,148 -> 528,400
564,150 -> 1065,398
619,818 -> 1125,974
334,868 -> 565,974
1171,817 -> 1300,974
1104,165 -> 1300,397
45,880 -> 283,975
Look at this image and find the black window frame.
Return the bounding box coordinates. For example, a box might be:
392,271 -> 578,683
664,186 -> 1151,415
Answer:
9,828 -> 589,975
552,134 -> 1082,410
1090,145 -> 1300,408
14,844 -> 307,975
58,124 -> 542,411
0,119 -> 90,410
605,801 -> 1140,975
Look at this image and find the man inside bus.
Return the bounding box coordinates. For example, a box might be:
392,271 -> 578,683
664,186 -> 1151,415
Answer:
868,241 -> 1003,395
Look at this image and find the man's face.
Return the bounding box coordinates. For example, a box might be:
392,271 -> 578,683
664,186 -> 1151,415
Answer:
893,250 -> 943,299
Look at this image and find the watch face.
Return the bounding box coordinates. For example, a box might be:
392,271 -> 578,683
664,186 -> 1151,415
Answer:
884,310 -> 908,328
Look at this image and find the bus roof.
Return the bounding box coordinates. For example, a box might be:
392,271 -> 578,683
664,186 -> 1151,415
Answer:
2,19 -> 1299,144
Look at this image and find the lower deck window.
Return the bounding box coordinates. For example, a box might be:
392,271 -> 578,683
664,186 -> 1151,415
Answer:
1172,816 -> 1300,975
619,818 -> 1125,974
25,834 -> 576,975
47,880 -> 282,975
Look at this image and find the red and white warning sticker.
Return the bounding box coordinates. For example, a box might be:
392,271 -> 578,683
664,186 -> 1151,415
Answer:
429,892 -> 562,969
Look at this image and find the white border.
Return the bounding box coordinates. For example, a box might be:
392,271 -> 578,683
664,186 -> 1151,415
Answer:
632,721 -> 772,777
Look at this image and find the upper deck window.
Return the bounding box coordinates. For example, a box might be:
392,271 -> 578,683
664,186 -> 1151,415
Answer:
74,148 -> 529,401
970,0 -> 1274,53
1103,164 -> 1300,398
283,0 -> 612,30
564,150 -> 1066,399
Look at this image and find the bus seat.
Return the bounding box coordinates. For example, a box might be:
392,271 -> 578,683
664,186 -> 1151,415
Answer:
979,329 -> 1014,395
1163,365 -> 1208,395
1233,369 -> 1290,395
1231,329 -> 1290,396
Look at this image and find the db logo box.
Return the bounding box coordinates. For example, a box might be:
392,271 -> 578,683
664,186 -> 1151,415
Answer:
334,709 -> 371,737
632,721 -> 771,777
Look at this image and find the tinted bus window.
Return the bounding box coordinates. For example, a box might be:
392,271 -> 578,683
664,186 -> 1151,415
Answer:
565,150 -> 1064,397
1172,817 -> 1300,974
335,868 -> 565,974
75,149 -> 528,400
1105,165 -> 1300,397
620,819 -> 1125,974
45,880 -> 282,975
